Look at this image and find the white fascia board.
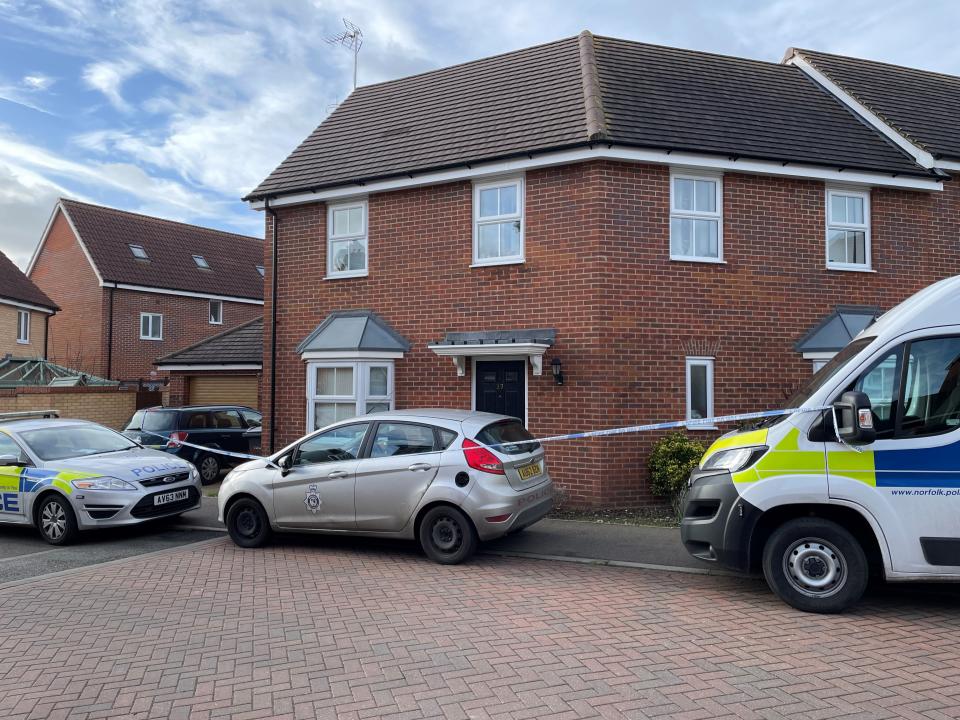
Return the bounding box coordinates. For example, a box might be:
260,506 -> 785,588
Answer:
26,202 -> 105,284
0,297 -> 56,314
801,351 -> 837,361
156,363 -> 262,371
786,54 -> 939,170
300,350 -> 405,361
935,159 -> 960,171
103,282 -> 264,305
428,342 -> 551,357
249,146 -> 942,212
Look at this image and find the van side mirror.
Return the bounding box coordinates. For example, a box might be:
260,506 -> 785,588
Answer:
833,391 -> 877,445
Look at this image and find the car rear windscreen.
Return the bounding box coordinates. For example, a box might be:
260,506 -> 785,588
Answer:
476,420 -> 540,455
142,410 -> 177,432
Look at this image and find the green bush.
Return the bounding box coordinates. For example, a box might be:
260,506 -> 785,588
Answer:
648,432 -> 706,519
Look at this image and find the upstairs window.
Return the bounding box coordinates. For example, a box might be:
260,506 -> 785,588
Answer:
16,310 -> 29,344
209,299 -> 223,325
193,254 -> 210,269
671,173 -> 722,262
129,244 -> 149,260
140,312 -> 163,341
327,200 -> 367,278
473,177 -> 524,266
826,189 -> 870,271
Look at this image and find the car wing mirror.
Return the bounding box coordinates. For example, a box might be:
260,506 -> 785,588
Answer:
833,390 -> 877,445
0,454 -> 27,467
277,454 -> 293,475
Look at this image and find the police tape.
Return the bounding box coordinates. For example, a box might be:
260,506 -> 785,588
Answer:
137,405 -> 835,459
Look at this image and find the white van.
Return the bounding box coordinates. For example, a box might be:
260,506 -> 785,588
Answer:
682,275 -> 960,613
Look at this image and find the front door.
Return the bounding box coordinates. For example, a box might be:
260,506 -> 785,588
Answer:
475,361 -> 525,420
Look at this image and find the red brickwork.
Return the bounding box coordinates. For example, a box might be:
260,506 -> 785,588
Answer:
262,160 -> 960,507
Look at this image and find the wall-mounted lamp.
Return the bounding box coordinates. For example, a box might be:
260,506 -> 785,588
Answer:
551,357 -> 564,386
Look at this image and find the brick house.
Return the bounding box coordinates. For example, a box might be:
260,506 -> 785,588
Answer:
0,250 -> 59,360
245,32 -> 959,507
27,199 -> 264,400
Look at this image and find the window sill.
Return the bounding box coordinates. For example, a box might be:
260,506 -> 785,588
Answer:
670,256 -> 726,265
324,271 -> 369,280
140,337 -> 163,341
686,424 -> 718,431
826,265 -> 875,273
470,258 -> 525,268
16,340 -> 29,345
209,321 -> 223,326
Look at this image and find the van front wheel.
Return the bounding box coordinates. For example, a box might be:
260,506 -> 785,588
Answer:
762,517 -> 868,614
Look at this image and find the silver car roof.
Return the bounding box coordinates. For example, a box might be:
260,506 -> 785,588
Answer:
0,418 -> 98,434
360,409 -> 512,423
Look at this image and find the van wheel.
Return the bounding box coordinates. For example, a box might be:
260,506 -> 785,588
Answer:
37,495 -> 78,546
419,506 -> 477,564
226,498 -> 271,548
198,454 -> 221,484
762,517 -> 868,614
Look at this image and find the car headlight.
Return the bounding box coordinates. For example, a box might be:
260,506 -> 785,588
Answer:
72,477 -> 137,491
701,446 -> 768,473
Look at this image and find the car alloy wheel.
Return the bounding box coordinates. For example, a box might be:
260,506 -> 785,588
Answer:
199,455 -> 220,483
40,500 -> 67,541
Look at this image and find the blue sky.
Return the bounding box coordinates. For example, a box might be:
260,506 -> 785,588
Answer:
0,0 -> 958,268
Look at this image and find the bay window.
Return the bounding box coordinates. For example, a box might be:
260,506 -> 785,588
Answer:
307,361 -> 394,430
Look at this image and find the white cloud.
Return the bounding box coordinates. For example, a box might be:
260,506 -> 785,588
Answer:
22,73 -> 54,91
82,60 -> 139,111
0,162 -> 69,267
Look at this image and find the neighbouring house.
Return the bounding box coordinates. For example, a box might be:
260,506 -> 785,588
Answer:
156,316 -> 263,409
245,32 -> 960,507
27,199 -> 264,405
0,250 -> 59,358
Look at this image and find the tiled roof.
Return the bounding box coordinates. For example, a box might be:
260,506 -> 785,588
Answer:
296,311 -> 411,354
248,32 -> 929,199
155,317 -> 263,366
59,199 -> 264,300
792,48 -> 960,162
0,251 -> 58,310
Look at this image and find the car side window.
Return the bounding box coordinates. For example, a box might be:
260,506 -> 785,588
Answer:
0,433 -> 29,465
125,410 -> 144,431
370,423 -> 436,458
212,410 -> 243,429
898,336 -> 960,438
185,411 -> 211,430
241,410 -> 262,428
295,423 -> 369,466
437,428 -> 458,449
852,346 -> 902,439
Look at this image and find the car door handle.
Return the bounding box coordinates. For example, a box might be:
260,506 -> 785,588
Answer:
327,470 -> 348,479
408,463 -> 433,472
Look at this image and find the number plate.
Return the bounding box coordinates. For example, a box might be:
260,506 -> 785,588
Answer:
518,462 -> 542,481
154,489 -> 189,506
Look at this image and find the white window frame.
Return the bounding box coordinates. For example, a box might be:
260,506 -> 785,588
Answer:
670,172 -> 723,263
472,176 -> 525,267
305,360 -> 394,431
825,187 -> 871,272
140,312 -> 163,341
209,299 -> 223,325
193,254 -> 210,269
16,310 -> 29,344
256,265 -> 265,277
129,244 -> 148,259
326,199 -> 368,279
685,356 -> 715,430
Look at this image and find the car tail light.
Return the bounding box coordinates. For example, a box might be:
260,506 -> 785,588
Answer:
167,431 -> 189,449
462,439 -> 504,475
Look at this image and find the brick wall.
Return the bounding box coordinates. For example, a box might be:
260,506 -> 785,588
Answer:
0,306 -> 48,359
30,210 -> 105,375
261,160 -> 960,507
0,386 -> 138,430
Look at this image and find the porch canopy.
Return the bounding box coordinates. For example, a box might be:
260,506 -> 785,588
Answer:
297,310 -> 411,360
428,329 -> 556,376
794,305 -> 880,357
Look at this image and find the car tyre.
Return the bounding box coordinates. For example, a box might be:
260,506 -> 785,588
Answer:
762,517 -> 868,614
198,454 -> 221,485
36,494 -> 78,546
419,506 -> 477,565
226,498 -> 272,548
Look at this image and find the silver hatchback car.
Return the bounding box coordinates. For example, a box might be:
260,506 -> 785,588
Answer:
218,410 -> 554,563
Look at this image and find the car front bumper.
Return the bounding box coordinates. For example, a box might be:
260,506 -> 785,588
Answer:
71,482 -> 202,529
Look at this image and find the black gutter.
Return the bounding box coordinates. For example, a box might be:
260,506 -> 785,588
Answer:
265,198 -> 279,454
106,285 -> 114,379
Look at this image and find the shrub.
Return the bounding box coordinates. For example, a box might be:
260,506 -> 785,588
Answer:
648,432 -> 706,520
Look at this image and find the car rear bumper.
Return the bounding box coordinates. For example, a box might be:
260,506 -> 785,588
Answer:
72,483 -> 202,529
470,479 -> 554,541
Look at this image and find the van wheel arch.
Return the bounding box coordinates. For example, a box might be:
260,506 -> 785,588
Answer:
749,504 -> 884,578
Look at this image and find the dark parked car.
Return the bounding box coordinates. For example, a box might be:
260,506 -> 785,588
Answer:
122,405 -> 262,484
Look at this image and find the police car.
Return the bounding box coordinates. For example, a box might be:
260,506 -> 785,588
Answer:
683,274 -> 960,613
0,412 -> 202,545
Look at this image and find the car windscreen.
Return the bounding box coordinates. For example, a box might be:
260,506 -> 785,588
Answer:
142,410 -> 177,433
20,425 -> 140,462
124,410 -> 144,431
475,420 -> 540,455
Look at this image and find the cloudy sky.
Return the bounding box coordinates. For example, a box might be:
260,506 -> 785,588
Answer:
0,0 -> 957,268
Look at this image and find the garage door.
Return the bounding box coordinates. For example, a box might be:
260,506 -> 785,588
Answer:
188,375 -> 259,409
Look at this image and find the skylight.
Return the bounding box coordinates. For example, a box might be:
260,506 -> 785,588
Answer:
192,255 -> 210,269
129,244 -> 148,260
256,265 -> 265,277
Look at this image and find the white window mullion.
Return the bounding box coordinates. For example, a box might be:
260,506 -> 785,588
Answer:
16,311 -> 29,344
826,188 -> 871,271
327,200 -> 368,279
670,172 -> 723,263
473,177 -> 524,266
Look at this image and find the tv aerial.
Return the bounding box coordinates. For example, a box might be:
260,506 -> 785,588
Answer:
326,18 -> 363,90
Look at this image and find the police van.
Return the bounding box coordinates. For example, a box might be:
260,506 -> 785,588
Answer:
682,274 -> 960,613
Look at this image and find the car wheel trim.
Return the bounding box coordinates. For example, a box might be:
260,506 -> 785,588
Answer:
430,515 -> 462,553
200,456 -> 219,481
783,536 -> 846,598
41,501 -> 66,540
234,507 -> 261,538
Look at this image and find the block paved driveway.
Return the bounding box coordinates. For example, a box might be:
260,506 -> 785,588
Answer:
1,536 -> 959,720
